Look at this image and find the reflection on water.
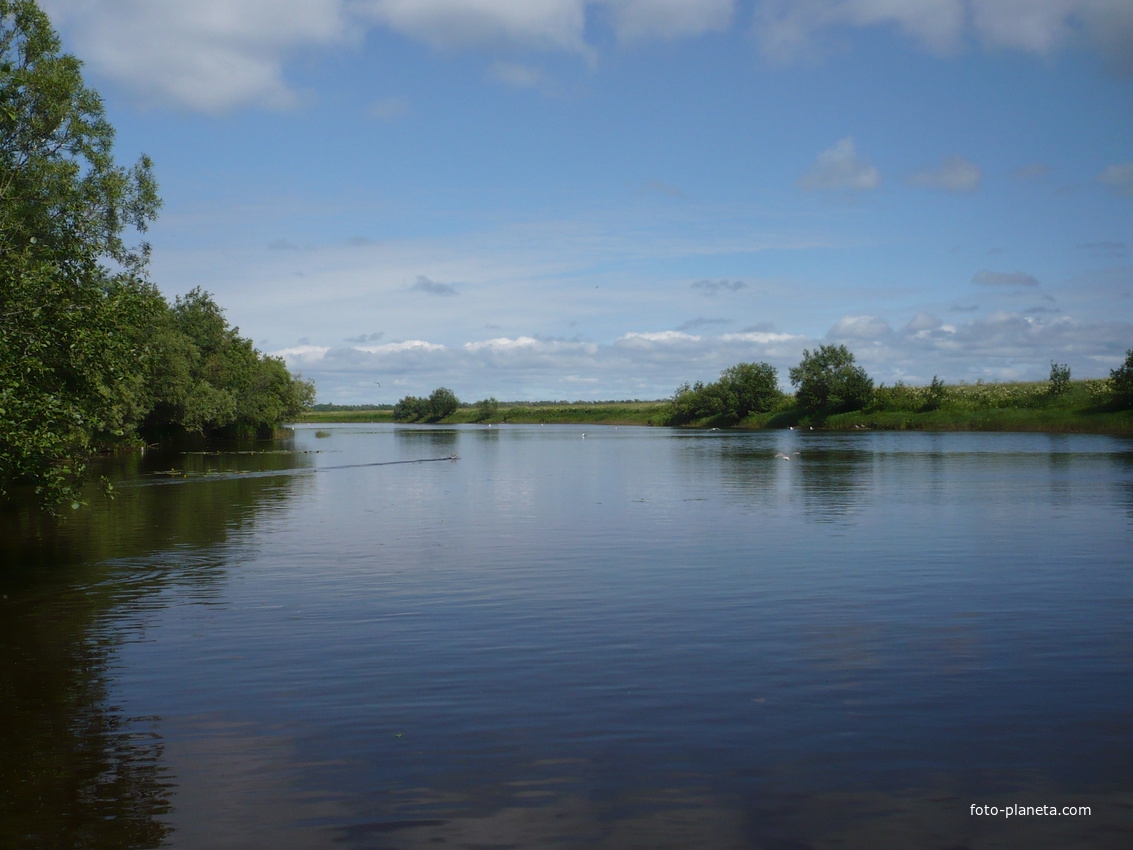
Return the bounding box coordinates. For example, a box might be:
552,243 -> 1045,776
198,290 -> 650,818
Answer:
2,426 -> 1131,849
0,438 -> 313,849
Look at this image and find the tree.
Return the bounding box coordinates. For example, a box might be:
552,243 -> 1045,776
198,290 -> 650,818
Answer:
1111,348 -> 1133,407
718,362 -> 782,418
474,397 -> 499,422
788,344 -> 874,415
669,362 -> 781,424
393,395 -> 428,421
1,0 -> 160,507
0,4 -> 312,508
426,387 -> 459,421
1048,361 -> 1071,396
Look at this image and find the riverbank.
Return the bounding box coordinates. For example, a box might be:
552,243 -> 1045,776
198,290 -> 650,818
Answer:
296,380 -> 1133,435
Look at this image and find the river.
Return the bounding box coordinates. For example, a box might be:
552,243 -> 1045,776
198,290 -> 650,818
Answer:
2,424 -> 1131,848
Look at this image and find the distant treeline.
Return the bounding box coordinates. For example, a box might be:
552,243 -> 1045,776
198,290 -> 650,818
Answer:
354,344 -> 1133,432
666,344 -> 1133,429
312,403 -> 396,411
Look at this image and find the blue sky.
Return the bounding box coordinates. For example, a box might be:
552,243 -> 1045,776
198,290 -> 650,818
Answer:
43,0 -> 1133,403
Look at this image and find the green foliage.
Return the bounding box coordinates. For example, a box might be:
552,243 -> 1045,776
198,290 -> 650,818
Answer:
924,375 -> 947,411
427,387 -> 460,421
788,344 -> 874,415
139,288 -> 315,435
669,361 -> 781,424
474,396 -> 500,421
1110,349 -> 1133,407
1048,361 -> 1072,396
718,362 -> 782,417
0,1 -> 161,508
0,4 -> 313,509
392,395 -> 428,422
392,388 -> 461,422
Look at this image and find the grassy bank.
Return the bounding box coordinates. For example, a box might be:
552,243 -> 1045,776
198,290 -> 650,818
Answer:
298,400 -> 669,427
296,380 -> 1132,435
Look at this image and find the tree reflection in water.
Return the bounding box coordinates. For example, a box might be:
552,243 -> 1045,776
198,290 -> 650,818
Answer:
0,437 -> 311,849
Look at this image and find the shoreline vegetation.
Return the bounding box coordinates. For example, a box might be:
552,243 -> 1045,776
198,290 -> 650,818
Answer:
299,377 -> 1133,435
299,347 -> 1133,436
1,2 -> 313,511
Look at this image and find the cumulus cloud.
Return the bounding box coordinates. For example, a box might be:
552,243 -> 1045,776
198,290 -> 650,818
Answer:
606,0 -> 734,42
355,339 -> 447,354
972,270 -> 1040,287
827,314 -> 893,340
359,0 -> 589,53
271,344 -> 331,362
906,155 -> 982,192
691,279 -> 747,295
719,330 -> 801,344
753,0 -> 1133,71
903,312 -> 943,334
798,137 -> 881,193
412,275 -> 460,296
616,330 -> 701,346
42,0 -> 1133,112
42,0 -> 354,112
755,0 -> 967,63
269,304 -> 1133,403
1098,162 -> 1133,197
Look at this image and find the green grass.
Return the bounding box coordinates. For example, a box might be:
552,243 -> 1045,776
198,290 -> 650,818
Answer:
295,381 -> 1132,435
296,400 -> 670,427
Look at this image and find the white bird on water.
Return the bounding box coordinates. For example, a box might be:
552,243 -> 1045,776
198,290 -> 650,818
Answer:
775,451 -> 801,460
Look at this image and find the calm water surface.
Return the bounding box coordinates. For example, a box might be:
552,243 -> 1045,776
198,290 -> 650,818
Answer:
2,425 -> 1131,849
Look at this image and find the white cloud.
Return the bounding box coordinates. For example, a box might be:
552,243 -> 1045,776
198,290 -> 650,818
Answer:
755,0 -> 967,64
906,155 -> 982,193
42,0 -> 355,112
798,137 -> 881,193
359,0 -> 589,53
903,312 -> 943,335
271,344 -> 331,362
719,331 -> 801,344
355,340 -> 448,354
268,305 -> 1132,403
616,330 -> 701,346
606,0 -> 735,42
1099,162 -> 1133,197
754,0 -> 1133,71
827,314 -> 893,340
41,0 -> 1133,113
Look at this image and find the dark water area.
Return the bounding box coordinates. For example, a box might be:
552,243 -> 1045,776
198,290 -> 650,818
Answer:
2,425 -> 1131,848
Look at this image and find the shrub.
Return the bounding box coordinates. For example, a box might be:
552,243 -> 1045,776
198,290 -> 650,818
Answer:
1048,361 -> 1072,396
1111,349 -> 1133,407
474,397 -> 500,422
